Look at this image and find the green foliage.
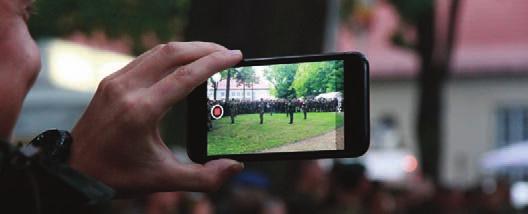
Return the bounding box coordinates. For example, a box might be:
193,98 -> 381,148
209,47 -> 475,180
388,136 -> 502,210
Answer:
340,0 -> 358,21
235,67 -> 258,88
208,112 -> 344,155
389,0 -> 433,25
292,63 -> 323,97
220,68 -> 235,80
388,0 -> 434,50
264,61 -> 343,99
265,64 -> 298,99
327,60 -> 344,92
291,61 -> 344,98
29,0 -> 190,54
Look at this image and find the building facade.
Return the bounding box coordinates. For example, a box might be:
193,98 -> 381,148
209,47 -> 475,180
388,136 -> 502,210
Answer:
207,79 -> 273,101
338,0 -> 528,187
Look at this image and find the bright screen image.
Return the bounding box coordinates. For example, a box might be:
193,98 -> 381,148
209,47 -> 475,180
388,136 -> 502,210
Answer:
206,60 -> 345,155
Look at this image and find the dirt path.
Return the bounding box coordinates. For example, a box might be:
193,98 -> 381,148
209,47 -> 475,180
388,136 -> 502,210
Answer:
259,127 -> 344,153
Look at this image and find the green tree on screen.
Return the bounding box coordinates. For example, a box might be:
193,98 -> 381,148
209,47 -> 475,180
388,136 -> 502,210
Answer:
234,67 -> 258,100
265,64 -> 298,99
291,61 -> 344,98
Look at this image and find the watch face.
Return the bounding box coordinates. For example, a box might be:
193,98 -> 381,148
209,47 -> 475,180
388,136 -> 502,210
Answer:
30,129 -> 72,163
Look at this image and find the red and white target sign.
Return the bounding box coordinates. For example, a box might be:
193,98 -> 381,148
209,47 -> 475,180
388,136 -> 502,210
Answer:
210,104 -> 224,120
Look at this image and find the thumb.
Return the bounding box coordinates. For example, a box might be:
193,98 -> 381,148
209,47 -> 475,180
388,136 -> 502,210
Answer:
205,159 -> 245,180
169,159 -> 244,192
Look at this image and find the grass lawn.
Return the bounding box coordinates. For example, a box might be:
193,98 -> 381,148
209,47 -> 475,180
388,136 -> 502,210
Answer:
208,112 -> 344,155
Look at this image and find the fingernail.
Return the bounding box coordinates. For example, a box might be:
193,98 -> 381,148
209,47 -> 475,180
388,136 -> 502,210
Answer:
225,50 -> 242,56
230,162 -> 244,172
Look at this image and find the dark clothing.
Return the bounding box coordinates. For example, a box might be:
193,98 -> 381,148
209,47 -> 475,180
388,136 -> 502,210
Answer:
229,102 -> 237,124
301,102 -> 308,120
0,140 -> 114,213
258,101 -> 265,124
207,102 -> 213,130
287,102 -> 295,124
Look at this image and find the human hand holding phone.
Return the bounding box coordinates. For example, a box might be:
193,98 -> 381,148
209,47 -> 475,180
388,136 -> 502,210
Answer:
69,42 -> 244,195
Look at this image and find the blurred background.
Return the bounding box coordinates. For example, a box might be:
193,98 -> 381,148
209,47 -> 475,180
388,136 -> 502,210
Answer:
14,0 -> 528,213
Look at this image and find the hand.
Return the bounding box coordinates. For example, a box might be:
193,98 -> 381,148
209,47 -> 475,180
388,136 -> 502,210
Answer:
69,42 -> 244,195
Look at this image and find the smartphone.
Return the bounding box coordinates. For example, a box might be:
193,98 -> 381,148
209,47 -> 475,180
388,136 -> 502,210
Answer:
187,52 -> 369,163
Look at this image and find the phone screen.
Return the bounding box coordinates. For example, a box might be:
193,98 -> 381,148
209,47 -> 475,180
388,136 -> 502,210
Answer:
206,60 -> 345,155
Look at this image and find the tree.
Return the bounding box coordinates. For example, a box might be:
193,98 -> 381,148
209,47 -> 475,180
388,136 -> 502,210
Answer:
291,61 -> 344,98
208,77 -> 220,100
265,64 -> 298,99
292,62 -> 325,97
327,60 -> 345,93
222,68 -> 236,102
234,67 -> 258,100
29,0 -> 189,54
389,0 -> 462,182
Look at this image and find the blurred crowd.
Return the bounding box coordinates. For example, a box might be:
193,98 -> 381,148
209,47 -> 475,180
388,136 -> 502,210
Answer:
109,160 -> 519,214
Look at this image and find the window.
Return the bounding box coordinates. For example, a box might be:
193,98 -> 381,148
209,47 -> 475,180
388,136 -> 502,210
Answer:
371,115 -> 402,150
496,106 -> 528,147
220,92 -> 225,96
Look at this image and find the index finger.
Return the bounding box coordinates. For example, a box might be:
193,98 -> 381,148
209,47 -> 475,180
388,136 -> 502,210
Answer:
124,42 -> 228,86
149,49 -> 243,111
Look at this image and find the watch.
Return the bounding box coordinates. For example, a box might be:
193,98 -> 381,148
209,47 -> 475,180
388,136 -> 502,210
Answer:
19,129 -> 115,204
29,129 -> 72,163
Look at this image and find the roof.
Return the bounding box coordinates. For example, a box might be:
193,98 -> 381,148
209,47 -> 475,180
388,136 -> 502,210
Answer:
213,79 -> 271,90
337,0 -> 528,79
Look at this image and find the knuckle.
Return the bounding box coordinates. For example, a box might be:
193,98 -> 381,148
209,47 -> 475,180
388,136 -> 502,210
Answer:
171,66 -> 197,90
103,79 -> 127,98
172,66 -> 195,87
174,66 -> 193,78
152,43 -> 165,52
98,76 -> 112,91
118,95 -> 147,124
160,42 -> 182,55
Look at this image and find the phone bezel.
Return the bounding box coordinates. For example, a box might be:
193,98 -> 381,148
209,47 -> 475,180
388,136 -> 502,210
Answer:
187,52 -> 369,163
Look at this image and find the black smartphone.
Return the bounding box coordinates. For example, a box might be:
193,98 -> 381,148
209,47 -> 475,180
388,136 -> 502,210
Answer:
187,52 -> 369,163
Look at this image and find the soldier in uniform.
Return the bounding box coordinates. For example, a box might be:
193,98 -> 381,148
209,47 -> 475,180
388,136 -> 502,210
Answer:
207,99 -> 213,130
229,98 -> 237,124
268,101 -> 273,116
258,98 -> 265,124
288,99 -> 295,124
302,101 -> 308,120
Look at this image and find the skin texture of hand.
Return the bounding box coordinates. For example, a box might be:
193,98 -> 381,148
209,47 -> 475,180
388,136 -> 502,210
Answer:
69,42 -> 244,195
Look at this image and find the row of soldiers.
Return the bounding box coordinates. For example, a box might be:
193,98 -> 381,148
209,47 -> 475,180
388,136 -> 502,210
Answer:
214,98 -> 339,115
207,98 -> 340,129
